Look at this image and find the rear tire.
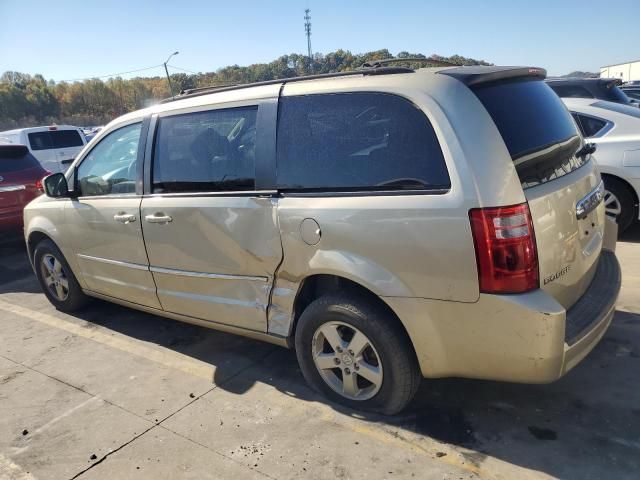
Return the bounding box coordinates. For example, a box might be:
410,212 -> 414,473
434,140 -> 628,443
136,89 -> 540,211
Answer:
602,176 -> 637,234
33,239 -> 90,312
295,293 -> 421,415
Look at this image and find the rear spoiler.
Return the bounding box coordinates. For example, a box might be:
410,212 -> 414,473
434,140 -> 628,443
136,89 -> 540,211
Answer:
0,144 -> 29,157
438,66 -> 547,87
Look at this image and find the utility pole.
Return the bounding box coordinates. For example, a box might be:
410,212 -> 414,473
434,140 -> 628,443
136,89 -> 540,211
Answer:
304,9 -> 312,72
163,51 -> 179,99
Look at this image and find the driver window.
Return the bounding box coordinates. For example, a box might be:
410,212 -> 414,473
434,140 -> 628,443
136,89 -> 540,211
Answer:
77,123 -> 142,196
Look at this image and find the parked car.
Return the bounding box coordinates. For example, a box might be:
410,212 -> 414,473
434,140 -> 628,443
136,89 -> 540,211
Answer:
0,125 -> 86,173
563,97 -> 640,233
25,65 -> 620,414
0,144 -> 48,238
620,86 -> 640,103
546,77 -> 638,106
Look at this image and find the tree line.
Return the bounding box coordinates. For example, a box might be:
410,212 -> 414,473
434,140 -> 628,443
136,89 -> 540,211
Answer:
0,49 -> 490,130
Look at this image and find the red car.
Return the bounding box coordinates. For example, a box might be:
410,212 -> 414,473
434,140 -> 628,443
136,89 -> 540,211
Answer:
0,144 -> 49,238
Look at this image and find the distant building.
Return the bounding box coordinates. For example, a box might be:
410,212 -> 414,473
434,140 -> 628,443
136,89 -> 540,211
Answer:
600,60 -> 640,82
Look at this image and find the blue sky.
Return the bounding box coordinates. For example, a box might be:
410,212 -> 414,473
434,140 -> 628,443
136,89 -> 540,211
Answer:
0,0 -> 638,81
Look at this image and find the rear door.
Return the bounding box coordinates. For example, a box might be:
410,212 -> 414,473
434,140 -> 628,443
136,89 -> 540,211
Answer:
472,79 -> 605,309
140,96 -> 282,332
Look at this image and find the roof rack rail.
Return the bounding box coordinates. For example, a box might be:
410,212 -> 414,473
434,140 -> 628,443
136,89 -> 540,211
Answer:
179,83 -> 239,96
361,57 -> 460,69
160,66 -> 414,104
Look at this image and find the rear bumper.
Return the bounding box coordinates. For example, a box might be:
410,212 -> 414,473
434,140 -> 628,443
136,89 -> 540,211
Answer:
385,249 -> 621,383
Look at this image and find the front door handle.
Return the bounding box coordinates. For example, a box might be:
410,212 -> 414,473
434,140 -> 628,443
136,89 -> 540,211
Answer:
113,213 -> 137,224
145,214 -> 173,224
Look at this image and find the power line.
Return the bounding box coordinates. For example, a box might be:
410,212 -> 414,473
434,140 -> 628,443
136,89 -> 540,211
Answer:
167,64 -> 200,75
59,64 -> 164,82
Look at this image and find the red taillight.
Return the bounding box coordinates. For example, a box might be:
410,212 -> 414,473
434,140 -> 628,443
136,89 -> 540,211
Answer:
469,203 -> 539,294
35,171 -> 52,192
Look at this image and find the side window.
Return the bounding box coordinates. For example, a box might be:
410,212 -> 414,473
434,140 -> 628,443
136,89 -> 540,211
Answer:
153,106 -> 257,193
77,123 -> 141,196
276,93 -> 450,191
576,114 -> 607,138
571,113 -> 586,137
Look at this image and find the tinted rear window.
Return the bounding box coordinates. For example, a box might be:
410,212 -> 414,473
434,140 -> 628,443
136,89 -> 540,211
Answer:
473,80 -> 579,160
473,80 -> 586,188
276,92 -> 450,191
28,130 -> 84,150
549,84 -> 594,99
0,147 -> 41,173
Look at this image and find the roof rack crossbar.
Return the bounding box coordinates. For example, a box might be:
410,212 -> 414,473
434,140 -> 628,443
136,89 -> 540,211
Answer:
160,66 -> 414,104
361,58 -> 460,69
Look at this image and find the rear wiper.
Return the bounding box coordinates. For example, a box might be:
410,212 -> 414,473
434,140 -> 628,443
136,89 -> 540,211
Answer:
576,142 -> 597,158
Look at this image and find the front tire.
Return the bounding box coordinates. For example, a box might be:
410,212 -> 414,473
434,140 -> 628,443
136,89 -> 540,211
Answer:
602,176 -> 637,234
295,293 -> 421,415
33,239 -> 90,312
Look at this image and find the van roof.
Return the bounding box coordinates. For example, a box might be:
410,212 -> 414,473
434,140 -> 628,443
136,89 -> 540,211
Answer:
0,125 -> 81,135
111,65 -> 545,127
162,64 -> 546,104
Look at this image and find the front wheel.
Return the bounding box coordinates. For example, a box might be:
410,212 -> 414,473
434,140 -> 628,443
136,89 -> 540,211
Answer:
294,293 -> 421,415
33,239 -> 90,312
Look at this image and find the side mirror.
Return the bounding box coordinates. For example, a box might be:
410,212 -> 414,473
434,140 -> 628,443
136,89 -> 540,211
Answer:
43,173 -> 69,198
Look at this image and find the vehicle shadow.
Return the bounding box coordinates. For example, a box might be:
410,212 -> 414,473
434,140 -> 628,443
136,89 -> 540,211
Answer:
0,239 -> 41,293
2,241 -> 639,479
620,220 -> 640,244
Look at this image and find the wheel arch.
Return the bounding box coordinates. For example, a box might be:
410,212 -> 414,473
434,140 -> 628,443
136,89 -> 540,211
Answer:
601,173 -> 640,207
289,274 -> 419,362
26,230 -> 56,267
26,227 -> 86,289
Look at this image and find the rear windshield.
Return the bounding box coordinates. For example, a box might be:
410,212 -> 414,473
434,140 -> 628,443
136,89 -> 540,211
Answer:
28,130 -> 84,150
473,79 -> 585,188
0,147 -> 41,173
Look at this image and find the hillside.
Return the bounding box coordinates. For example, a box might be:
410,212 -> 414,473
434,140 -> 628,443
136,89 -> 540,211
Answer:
0,50 -> 491,129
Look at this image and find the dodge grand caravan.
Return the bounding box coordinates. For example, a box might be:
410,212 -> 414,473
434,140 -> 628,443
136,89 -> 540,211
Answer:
24,65 -> 621,414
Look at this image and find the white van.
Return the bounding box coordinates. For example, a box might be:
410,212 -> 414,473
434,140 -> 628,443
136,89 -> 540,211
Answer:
0,125 -> 86,173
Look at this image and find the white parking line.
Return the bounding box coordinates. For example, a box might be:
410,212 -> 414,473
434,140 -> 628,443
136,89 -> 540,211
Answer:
0,453 -> 36,480
0,299 -> 215,381
11,397 -> 102,456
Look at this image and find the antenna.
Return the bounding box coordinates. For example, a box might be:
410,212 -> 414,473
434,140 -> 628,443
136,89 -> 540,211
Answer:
304,9 -> 312,71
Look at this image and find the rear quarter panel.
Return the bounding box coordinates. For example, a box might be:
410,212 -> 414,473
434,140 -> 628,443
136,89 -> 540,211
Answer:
268,77 -> 497,336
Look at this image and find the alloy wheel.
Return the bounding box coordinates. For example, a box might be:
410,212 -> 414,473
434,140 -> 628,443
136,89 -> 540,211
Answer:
603,189 -> 622,219
40,254 -> 69,301
311,321 -> 383,401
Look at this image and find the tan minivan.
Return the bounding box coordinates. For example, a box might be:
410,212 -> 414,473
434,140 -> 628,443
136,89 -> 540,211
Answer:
25,64 -> 621,414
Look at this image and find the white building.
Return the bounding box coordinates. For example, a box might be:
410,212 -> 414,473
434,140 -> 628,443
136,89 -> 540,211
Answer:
600,60 -> 640,82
